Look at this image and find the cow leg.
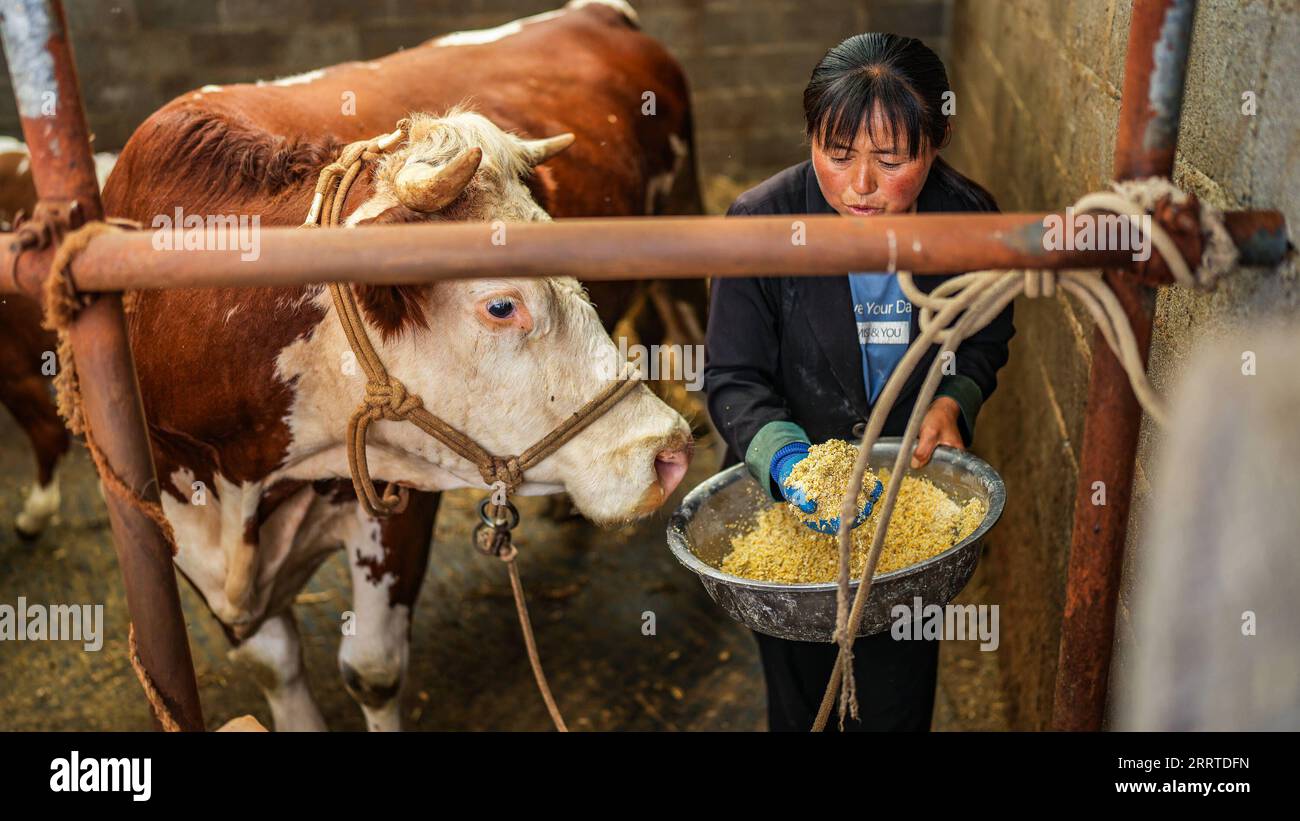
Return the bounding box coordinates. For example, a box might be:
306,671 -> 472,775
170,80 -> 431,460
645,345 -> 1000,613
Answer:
228,611 -> 327,732
15,466 -> 61,540
338,490 -> 438,731
1,373 -> 69,540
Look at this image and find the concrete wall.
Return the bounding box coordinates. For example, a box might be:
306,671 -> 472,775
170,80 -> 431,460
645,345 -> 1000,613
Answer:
0,0 -> 953,213
944,0 -> 1299,729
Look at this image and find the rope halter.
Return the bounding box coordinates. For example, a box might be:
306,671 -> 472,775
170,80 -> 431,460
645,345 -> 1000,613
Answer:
304,122 -> 642,517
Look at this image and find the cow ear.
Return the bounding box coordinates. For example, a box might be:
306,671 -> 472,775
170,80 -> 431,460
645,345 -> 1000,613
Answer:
347,201 -> 433,339
354,284 -> 430,342
518,132 -> 575,167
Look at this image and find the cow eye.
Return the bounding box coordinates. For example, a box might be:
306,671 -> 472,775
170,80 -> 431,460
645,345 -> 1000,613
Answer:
486,297 -> 515,319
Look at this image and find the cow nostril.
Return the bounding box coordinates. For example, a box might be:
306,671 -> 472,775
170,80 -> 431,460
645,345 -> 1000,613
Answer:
654,447 -> 690,498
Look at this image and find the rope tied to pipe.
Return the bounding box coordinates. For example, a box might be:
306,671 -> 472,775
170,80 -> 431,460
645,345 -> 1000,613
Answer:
38,219 -> 185,732
128,623 -> 183,732
815,178 -> 1239,731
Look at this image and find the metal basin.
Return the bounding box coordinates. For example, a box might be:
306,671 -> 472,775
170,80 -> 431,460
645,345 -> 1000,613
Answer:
666,439 -> 1006,642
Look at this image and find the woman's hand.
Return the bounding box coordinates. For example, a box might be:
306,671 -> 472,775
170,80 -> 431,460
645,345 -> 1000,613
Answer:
771,442 -> 880,534
911,396 -> 964,469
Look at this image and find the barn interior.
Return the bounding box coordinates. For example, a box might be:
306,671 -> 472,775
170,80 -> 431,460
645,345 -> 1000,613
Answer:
0,0 -> 1295,732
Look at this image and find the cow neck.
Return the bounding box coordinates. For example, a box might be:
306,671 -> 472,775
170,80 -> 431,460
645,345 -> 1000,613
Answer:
303,122 -> 640,517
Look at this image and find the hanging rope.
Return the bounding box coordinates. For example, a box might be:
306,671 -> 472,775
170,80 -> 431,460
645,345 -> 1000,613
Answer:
128,623 -> 183,732
813,178 -> 1239,731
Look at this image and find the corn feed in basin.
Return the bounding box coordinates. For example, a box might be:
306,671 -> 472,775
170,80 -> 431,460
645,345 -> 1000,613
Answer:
723,440 -> 985,584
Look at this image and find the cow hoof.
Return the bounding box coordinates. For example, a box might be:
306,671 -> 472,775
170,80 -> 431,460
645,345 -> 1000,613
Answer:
14,523 -> 42,542
339,661 -> 401,709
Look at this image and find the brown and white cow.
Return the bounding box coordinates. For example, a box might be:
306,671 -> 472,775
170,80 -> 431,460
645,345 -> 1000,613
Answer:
0,295 -> 67,538
1,137 -> 115,538
101,0 -> 696,730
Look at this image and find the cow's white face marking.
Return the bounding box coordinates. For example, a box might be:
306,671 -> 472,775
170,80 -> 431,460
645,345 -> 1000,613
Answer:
283,108 -> 690,524
274,271 -> 689,525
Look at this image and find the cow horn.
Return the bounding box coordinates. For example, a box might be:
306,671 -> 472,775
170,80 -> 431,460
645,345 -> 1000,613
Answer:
394,146 -> 483,213
519,132 -> 575,166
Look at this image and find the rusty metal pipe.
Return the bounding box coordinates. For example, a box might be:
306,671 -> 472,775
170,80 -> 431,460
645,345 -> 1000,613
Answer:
1052,0 -> 1197,732
0,0 -> 204,731
0,209 -> 1287,297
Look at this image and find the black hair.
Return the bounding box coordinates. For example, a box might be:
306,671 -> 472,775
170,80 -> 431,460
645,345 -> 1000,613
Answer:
803,33 -> 996,212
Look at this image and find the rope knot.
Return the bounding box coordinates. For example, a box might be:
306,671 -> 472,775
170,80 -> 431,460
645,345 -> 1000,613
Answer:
363,377 -> 423,421
482,456 -> 524,491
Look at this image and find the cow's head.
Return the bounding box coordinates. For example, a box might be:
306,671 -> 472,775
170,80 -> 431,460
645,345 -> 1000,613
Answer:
282,108 -> 692,524
345,107 -> 572,226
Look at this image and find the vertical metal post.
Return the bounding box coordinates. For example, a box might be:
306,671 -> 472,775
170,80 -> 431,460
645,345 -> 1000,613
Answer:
1052,0 -> 1196,731
0,0 -> 204,730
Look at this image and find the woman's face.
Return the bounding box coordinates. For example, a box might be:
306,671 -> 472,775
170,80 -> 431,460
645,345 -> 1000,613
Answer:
810,104 -> 940,216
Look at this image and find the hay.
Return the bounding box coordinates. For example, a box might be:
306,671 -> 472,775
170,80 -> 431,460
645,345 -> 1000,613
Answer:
722,467 -> 985,583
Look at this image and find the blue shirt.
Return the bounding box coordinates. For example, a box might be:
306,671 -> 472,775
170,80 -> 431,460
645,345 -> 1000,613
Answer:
848,272 -> 912,404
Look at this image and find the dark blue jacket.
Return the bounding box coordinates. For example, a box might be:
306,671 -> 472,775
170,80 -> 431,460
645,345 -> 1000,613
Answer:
703,160 -> 1015,498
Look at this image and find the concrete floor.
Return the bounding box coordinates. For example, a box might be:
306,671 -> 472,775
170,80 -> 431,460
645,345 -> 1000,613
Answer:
0,406 -> 1008,731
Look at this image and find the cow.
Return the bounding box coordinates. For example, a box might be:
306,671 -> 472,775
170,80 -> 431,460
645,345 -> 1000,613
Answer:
1,137 -> 115,539
100,0 -> 697,730
0,295 -> 67,539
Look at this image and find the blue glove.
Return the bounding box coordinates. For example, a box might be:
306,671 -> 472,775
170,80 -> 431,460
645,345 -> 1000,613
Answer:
770,442 -> 884,535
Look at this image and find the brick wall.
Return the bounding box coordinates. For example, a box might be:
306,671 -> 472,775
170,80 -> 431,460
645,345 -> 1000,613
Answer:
944,0 -> 1300,729
0,0 -> 953,212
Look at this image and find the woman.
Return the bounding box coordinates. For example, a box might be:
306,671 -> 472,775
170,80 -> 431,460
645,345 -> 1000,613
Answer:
703,33 -> 1014,732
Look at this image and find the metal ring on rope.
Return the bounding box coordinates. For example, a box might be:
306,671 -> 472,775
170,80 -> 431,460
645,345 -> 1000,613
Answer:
477,497 -> 521,531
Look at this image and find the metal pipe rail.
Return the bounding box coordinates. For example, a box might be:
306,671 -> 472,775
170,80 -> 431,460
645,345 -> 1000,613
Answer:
0,210 -> 1288,297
